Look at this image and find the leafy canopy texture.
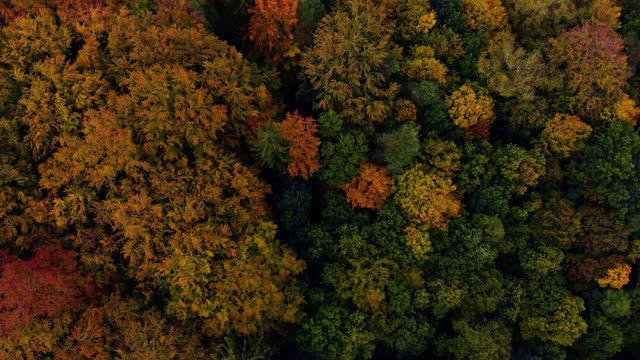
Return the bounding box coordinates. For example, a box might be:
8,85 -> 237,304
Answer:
301,0 -> 401,124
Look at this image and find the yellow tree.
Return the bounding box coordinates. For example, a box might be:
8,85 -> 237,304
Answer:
394,164 -> 462,230
464,0 -> 508,33
447,84 -> 495,129
541,114 -> 592,158
596,263 -> 632,289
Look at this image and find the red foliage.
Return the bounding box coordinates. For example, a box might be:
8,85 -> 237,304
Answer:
279,111 -> 320,180
465,119 -> 492,140
550,21 -> 629,118
0,246 -> 94,334
247,0 -> 299,62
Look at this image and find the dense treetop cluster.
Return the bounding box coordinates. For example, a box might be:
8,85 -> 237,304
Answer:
1,0 -> 640,358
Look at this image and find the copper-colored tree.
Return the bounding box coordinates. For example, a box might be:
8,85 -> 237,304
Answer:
340,163 -> 394,209
279,111 -> 320,180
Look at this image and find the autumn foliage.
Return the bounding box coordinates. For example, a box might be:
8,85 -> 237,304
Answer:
0,246 -> 94,334
549,21 -> 630,119
247,0 -> 299,62
395,165 -> 461,230
340,163 -> 394,209
2,0 -> 640,358
541,114 -> 593,157
279,111 -> 321,179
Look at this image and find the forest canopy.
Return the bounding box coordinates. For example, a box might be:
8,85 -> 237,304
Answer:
1,0 -> 640,359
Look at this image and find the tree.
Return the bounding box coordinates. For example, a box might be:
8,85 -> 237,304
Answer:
595,263 -> 632,289
247,0 -> 299,62
0,246 -> 94,357
503,0 -> 577,41
57,295 -> 205,360
0,1 -> 306,340
403,46 -> 448,85
520,282 -> 588,346
447,83 -> 494,130
464,0 -> 508,33
379,124 -> 421,174
340,163 -> 394,209
436,320 -> 512,360
251,122 -> 290,169
318,130 -> 369,187
493,144 -> 546,196
541,114 -> 592,158
394,164 -> 462,229
549,22 -> 630,120
301,0 -> 401,124
391,0 -> 438,43
569,120 -> 640,230
478,31 -> 552,101
279,111 -> 321,180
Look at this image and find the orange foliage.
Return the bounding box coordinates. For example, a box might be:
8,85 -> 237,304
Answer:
541,114 -> 592,157
396,98 -> 417,123
247,0 -> 299,62
279,111 -> 320,180
340,163 -> 394,209
613,93 -> 640,126
596,263 -> 631,289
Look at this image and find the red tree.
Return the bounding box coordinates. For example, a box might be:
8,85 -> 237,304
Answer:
0,246 -> 94,334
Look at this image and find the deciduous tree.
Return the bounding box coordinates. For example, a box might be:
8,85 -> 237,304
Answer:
340,163 -> 394,209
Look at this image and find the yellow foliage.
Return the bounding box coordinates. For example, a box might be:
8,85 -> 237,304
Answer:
405,226 -> 431,260
403,46 -> 448,85
417,11 -> 437,32
596,263 -> 632,289
447,84 -> 495,129
590,0 -> 622,30
392,0 -> 437,41
395,165 -> 462,229
464,0 -> 508,32
541,114 -> 592,158
614,93 -> 640,126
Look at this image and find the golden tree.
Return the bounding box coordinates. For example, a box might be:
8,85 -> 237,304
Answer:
394,164 -> 461,229
541,114 -> 592,158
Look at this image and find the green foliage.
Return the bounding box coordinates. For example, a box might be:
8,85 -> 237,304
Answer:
251,123 -> 289,169
318,131 -> 369,187
520,281 -> 588,346
436,320 -> 512,360
570,120 -> 640,230
600,289 -> 632,319
2,0 -> 640,358
379,124 -> 420,174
